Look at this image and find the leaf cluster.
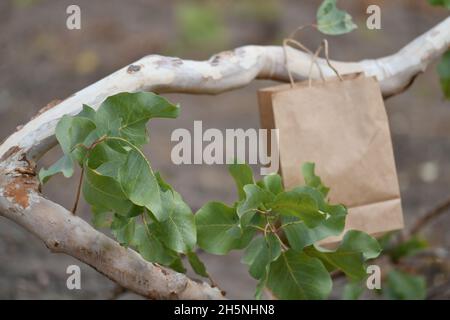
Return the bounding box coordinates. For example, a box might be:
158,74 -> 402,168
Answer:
41,92 -> 381,299
197,162 -> 381,299
40,92 -> 205,275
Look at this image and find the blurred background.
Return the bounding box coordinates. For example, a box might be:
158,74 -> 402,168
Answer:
0,0 -> 449,299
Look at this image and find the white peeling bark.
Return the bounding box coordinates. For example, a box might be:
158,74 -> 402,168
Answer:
0,17 -> 449,300
1,17 -> 449,162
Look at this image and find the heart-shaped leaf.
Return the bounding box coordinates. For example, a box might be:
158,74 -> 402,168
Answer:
267,249 -> 332,299
317,0 -> 357,35
196,202 -> 253,254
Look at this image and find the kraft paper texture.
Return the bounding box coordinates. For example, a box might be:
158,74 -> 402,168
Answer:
258,73 -> 404,243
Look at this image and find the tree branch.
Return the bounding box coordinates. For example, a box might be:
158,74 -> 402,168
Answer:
0,170 -> 224,300
0,17 -> 449,300
0,17 -> 448,162
408,195 -> 450,236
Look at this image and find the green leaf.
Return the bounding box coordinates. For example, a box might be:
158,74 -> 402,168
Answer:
111,214 -> 136,246
281,203 -> 346,250
384,270 -> 426,300
237,184 -> 274,227
95,92 -> 179,147
437,50 -> 450,100
342,281 -> 365,300
86,141 -> 127,173
196,202 -> 253,255
78,104 -> 97,121
142,173 -> 196,253
336,230 -> 382,260
118,146 -> 167,221
228,163 -> 254,200
156,191 -> 196,253
255,277 -> 267,300
243,234 -> 281,280
55,114 -> 96,164
307,230 -> 381,280
267,249 -> 332,300
169,257 -> 186,273
316,0 -> 357,35
302,162 -> 330,197
270,189 -> 325,227
40,114 -> 96,183
95,159 -> 125,178
133,224 -> 179,266
83,166 -> 137,215
428,0 -> 450,9
260,173 -> 284,195
187,251 -> 209,278
39,155 -> 74,184
92,207 -> 111,228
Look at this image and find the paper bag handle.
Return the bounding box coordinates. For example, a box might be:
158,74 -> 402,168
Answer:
283,26 -> 343,88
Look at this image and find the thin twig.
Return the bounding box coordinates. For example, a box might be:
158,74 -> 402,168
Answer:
409,195 -> 450,236
71,165 -> 84,215
248,225 -> 266,232
277,220 -> 302,231
70,135 -> 108,215
269,223 -> 289,251
264,222 -> 270,238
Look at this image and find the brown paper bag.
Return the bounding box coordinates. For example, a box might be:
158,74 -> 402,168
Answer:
258,73 -> 403,243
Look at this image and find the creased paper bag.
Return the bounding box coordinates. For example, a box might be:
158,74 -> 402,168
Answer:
258,73 -> 403,243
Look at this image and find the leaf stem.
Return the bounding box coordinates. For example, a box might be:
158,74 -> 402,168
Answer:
264,222 -> 270,238
248,225 -> 266,232
263,216 -> 289,251
268,222 -> 289,251
71,165 -> 84,215
278,220 -> 303,230
273,229 -> 289,251
70,135 -> 107,215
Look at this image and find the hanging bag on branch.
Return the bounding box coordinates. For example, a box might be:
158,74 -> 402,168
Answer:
258,36 -> 403,243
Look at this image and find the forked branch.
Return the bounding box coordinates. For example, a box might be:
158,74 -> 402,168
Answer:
0,17 -> 449,300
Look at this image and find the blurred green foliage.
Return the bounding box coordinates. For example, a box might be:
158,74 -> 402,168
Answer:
384,270 -> 426,300
171,0 -> 282,56
232,0 -> 281,22
12,0 -> 40,8
342,232 -> 429,300
428,0 -> 450,9
385,236 -> 428,263
437,50 -> 450,100
428,0 -> 450,100
173,2 -> 228,55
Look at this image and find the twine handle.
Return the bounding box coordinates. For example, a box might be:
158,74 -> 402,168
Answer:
322,39 -> 343,81
283,26 -> 343,88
